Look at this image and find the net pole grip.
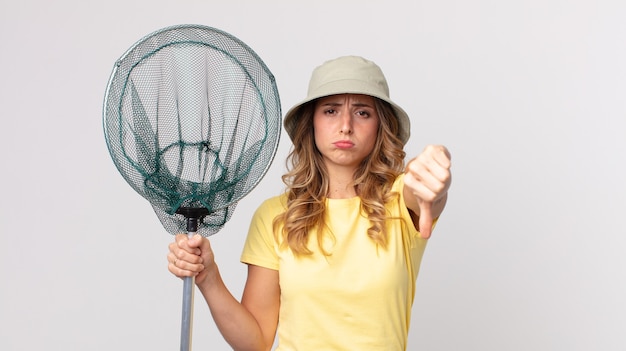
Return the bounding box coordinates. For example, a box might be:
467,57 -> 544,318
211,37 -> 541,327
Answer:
181,217 -> 199,351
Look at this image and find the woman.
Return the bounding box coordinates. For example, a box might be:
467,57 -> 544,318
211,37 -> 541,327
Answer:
168,56 -> 452,350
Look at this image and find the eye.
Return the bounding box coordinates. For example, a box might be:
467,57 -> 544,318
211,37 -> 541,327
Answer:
356,110 -> 371,118
324,108 -> 337,115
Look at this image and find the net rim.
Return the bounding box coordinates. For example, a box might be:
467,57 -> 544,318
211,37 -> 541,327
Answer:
102,24 -> 282,218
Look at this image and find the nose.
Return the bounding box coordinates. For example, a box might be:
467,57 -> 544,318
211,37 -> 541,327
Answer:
339,108 -> 352,135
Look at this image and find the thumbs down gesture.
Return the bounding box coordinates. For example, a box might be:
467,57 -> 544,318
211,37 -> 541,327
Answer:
404,145 -> 452,239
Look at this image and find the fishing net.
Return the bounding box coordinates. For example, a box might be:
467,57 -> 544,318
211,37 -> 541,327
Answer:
103,24 -> 281,237
102,24 -> 281,350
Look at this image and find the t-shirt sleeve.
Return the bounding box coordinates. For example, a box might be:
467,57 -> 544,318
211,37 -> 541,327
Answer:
240,196 -> 283,270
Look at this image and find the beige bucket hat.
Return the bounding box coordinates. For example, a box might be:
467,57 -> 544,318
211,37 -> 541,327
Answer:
283,55 -> 411,145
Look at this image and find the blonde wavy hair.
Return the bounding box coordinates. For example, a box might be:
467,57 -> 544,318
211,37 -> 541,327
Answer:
274,97 -> 406,256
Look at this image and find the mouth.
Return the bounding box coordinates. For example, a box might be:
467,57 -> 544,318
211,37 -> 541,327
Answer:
333,140 -> 355,149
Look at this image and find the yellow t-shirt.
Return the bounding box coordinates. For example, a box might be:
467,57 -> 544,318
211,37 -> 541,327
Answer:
240,174 -> 429,351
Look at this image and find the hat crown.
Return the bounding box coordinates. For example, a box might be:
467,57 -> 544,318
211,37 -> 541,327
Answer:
307,56 -> 390,100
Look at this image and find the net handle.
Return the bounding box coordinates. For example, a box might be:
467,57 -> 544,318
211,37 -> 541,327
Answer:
180,215 -> 203,351
181,242 -> 195,350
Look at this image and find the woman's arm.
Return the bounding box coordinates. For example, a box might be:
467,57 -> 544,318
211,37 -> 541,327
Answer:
403,144 -> 452,238
169,235 -> 279,351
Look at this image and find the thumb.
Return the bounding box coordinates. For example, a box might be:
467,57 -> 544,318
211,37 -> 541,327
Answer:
418,201 -> 433,239
188,234 -> 204,248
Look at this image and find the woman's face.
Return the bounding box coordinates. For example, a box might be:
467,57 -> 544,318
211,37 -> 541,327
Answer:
313,94 -> 380,172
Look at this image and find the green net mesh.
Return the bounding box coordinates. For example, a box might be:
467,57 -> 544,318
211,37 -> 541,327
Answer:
103,24 -> 281,236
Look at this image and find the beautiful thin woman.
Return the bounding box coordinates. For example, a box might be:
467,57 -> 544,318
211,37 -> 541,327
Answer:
168,55 -> 452,351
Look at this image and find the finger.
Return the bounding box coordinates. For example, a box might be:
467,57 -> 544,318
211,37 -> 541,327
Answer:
418,201 -> 433,239
175,233 -> 188,244
176,247 -> 203,265
428,157 -> 451,184
404,171 -> 439,203
173,234 -> 201,256
431,145 -> 452,169
167,252 -> 191,277
406,153 -> 450,186
188,234 -> 204,247
415,169 -> 447,198
407,157 -> 451,200
169,239 -> 203,266
168,252 -> 203,277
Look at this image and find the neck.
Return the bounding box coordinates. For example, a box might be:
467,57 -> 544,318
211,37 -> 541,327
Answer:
326,166 -> 357,199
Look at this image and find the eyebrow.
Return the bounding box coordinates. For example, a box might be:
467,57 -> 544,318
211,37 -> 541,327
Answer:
319,101 -> 374,108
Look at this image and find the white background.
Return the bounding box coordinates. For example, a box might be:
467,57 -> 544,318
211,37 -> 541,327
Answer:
1,0 -> 625,350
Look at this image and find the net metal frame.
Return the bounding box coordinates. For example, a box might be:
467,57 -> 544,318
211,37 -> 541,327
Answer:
103,24 -> 281,236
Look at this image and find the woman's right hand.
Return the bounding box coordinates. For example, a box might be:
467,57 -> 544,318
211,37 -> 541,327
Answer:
167,234 -> 216,286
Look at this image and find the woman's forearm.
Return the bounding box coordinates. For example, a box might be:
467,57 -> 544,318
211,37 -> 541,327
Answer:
197,266 -> 269,351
